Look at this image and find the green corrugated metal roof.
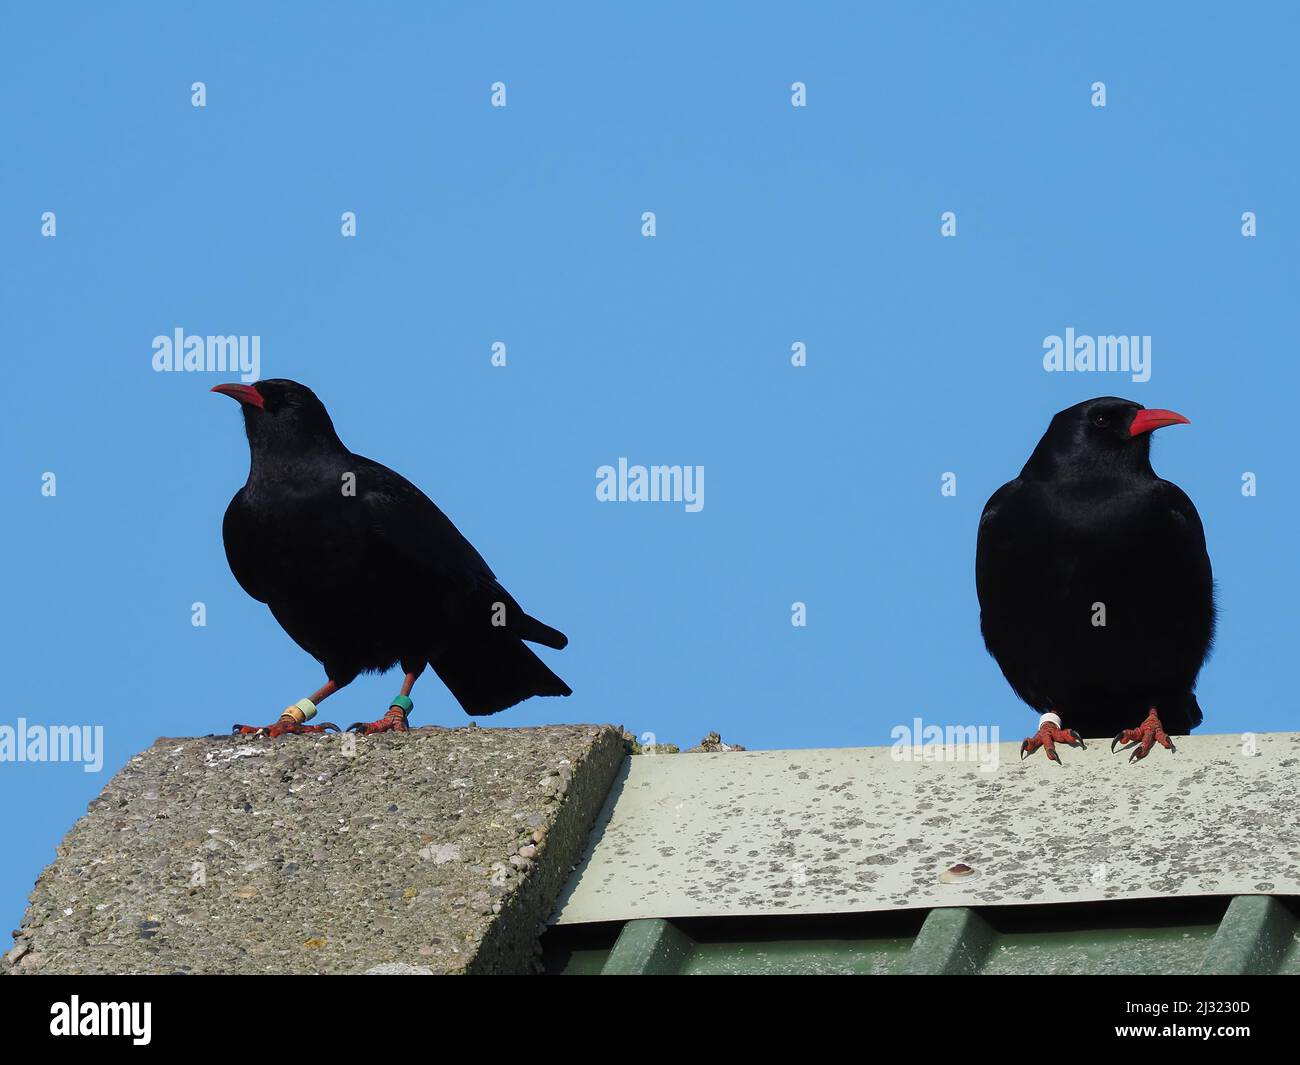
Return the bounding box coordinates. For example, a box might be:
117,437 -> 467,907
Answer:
545,896 -> 1300,975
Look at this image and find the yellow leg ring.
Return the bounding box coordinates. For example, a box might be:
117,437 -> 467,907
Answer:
280,698 -> 318,724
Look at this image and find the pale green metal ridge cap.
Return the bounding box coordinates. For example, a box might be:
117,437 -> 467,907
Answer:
553,731 -> 1300,925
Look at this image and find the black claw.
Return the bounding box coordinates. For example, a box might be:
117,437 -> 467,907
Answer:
1070,730 -> 1087,749
319,722 -> 341,733
1020,741 -> 1031,760
1111,732 -> 1125,753
1168,739 -> 1177,754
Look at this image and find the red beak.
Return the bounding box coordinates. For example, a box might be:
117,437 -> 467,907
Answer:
211,383 -> 264,409
1129,407 -> 1189,437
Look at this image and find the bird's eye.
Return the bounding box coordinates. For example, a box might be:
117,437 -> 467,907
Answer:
1092,414 -> 1110,428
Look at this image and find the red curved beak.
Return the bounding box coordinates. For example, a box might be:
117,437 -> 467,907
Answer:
1129,408 -> 1189,437
211,383 -> 264,409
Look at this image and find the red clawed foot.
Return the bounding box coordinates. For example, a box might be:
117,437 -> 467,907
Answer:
232,719 -> 340,737
1112,708 -> 1175,763
1020,721 -> 1087,764
346,707 -> 410,735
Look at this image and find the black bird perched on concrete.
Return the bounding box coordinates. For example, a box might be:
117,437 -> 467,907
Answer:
212,379 -> 570,736
975,397 -> 1214,764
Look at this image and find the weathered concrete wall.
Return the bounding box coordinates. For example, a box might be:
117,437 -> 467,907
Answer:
8,724 -> 627,975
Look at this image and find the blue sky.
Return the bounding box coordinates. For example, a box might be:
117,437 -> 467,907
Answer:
1,3 -> 1296,932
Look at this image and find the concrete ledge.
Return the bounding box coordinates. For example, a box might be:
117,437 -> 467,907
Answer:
8,724 -> 627,974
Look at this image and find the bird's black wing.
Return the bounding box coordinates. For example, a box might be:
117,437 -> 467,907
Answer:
221,489 -> 273,604
351,454 -> 493,580
976,478 -> 1080,605
1154,479 -> 1211,560
975,477 -> 1081,711
1150,476 -> 1216,648
352,456 -> 567,649
974,479 -> 1022,601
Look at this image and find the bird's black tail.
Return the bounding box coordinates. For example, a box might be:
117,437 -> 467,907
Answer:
431,634 -> 571,717
1170,693 -> 1204,734
1081,692 -> 1204,737
519,614 -> 568,650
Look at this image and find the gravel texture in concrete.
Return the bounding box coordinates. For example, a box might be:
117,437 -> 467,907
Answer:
8,723 -> 627,974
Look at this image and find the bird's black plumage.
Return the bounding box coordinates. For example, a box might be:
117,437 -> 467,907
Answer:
217,379 -> 570,716
975,397 -> 1214,737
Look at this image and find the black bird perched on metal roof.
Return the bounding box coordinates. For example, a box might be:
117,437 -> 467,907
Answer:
212,379 -> 570,736
975,397 -> 1214,764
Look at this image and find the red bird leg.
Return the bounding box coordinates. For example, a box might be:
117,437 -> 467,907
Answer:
1112,707 -> 1176,763
233,679 -> 344,737
347,669 -> 422,735
1020,711 -> 1087,765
